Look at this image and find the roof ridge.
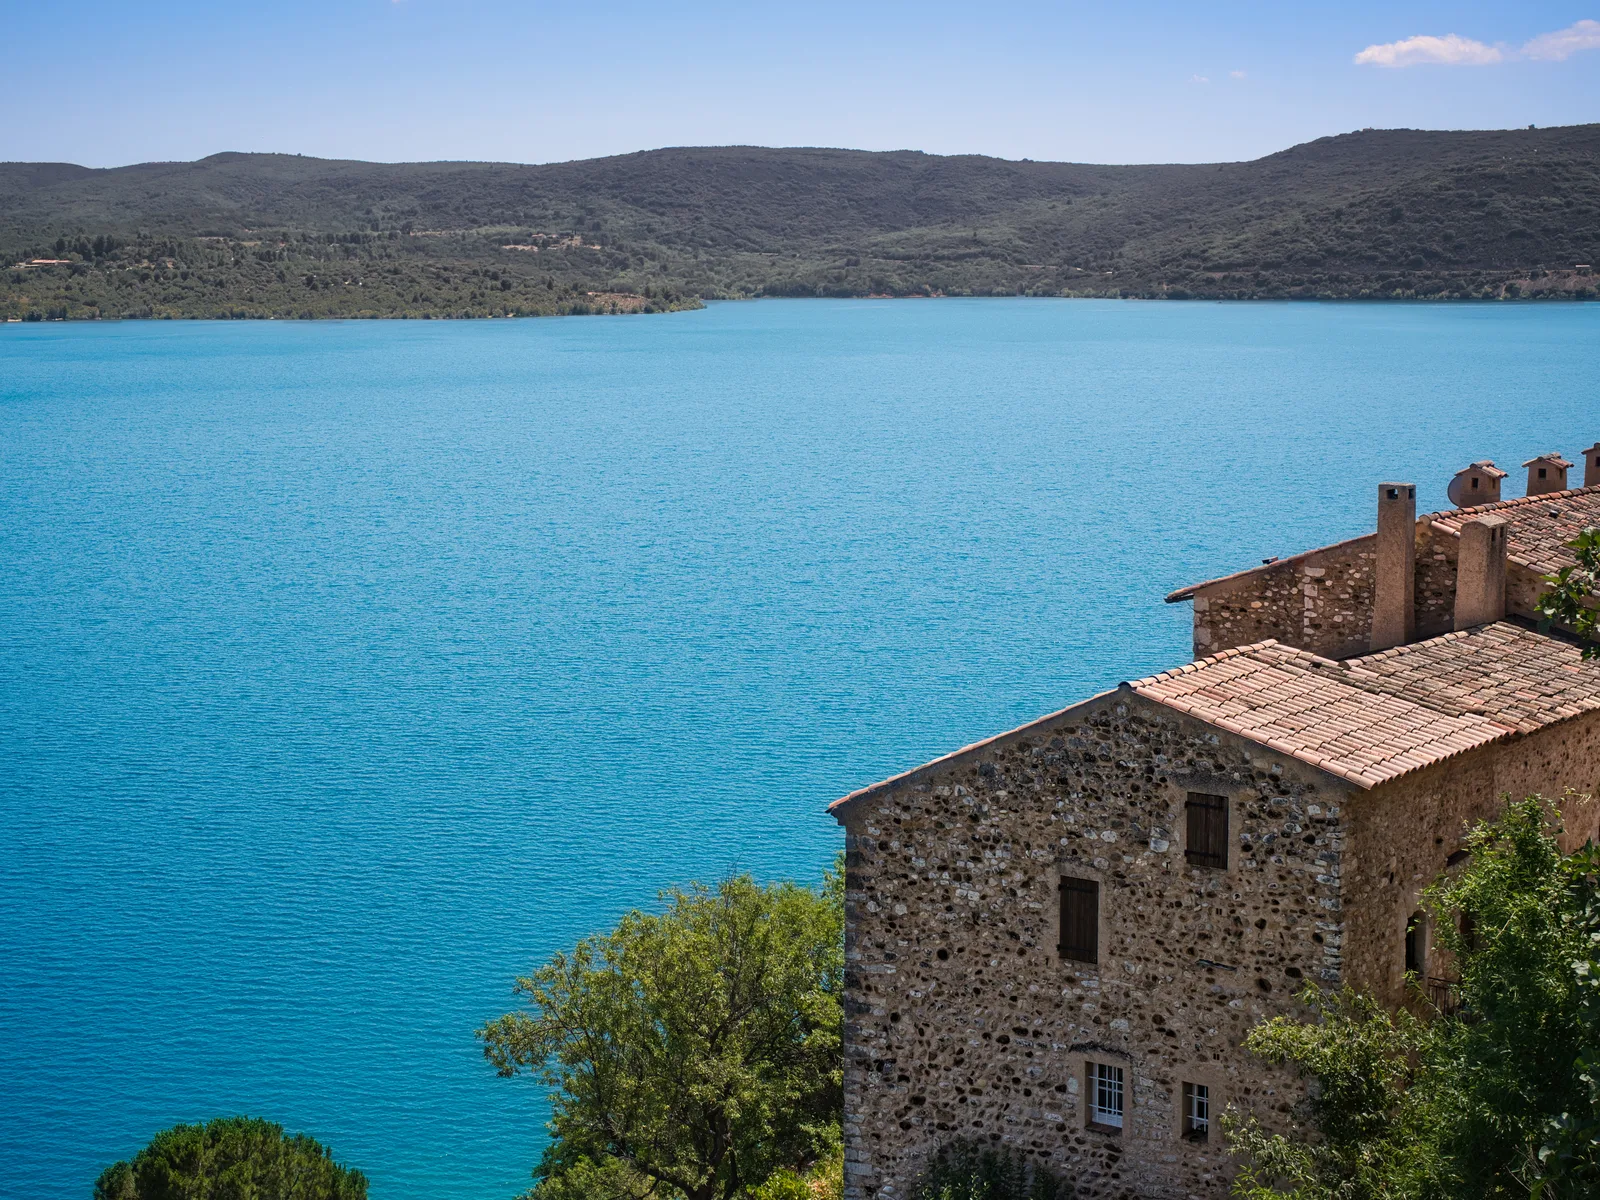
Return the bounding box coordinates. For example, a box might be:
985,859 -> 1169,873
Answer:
1129,639 -> 1516,790
1125,639 -> 1282,685
1429,481 -> 1600,523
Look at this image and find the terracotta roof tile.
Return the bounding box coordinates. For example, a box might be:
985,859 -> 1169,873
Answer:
830,623 -> 1600,817
1128,622 -> 1600,788
1128,639 -> 1510,788
1430,485 -> 1600,575
1323,622 -> 1600,733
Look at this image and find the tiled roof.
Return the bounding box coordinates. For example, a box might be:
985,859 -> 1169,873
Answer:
1337,623 -> 1600,734
1130,623 -> 1600,788
1167,484 -> 1600,602
1130,641 -> 1509,788
830,622 -> 1600,816
1430,485 -> 1600,575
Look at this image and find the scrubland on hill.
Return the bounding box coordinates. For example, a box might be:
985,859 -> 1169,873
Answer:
3,123 -> 1598,320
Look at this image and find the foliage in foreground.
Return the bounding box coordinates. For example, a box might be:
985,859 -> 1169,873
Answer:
1227,796 -> 1600,1200
92,1116 -> 367,1200
909,1141 -> 1074,1200
479,864 -> 844,1200
1536,527 -> 1600,660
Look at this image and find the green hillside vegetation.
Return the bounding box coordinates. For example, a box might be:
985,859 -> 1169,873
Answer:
4,124 -> 1599,320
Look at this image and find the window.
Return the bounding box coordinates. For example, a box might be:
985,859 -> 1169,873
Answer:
1182,1082 -> 1210,1142
1058,876 -> 1099,964
1185,792 -> 1229,870
1405,912 -> 1425,975
1089,1062 -> 1124,1130
1539,467 -> 1549,479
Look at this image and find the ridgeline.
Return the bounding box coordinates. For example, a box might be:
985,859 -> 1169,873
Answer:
4,124 -> 1598,321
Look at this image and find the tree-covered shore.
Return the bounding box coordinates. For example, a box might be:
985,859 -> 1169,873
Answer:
6,124 -> 1599,321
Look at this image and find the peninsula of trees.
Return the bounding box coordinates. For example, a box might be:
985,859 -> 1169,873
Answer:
3,123 -> 1598,321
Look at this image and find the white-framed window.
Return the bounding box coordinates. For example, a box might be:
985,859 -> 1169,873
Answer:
1182,1081 -> 1210,1141
1089,1062 -> 1124,1129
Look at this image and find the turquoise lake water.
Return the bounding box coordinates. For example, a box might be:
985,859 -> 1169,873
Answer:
3,299 -> 1598,1198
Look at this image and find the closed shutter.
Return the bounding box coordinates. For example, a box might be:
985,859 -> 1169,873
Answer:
1058,876 -> 1099,964
1185,792 -> 1229,870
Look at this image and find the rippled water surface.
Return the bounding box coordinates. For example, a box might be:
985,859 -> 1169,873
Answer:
3,299 -> 1598,1198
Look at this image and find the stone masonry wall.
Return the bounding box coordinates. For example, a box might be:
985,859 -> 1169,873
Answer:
1507,562 -> 1547,622
1190,535 -> 1376,660
1413,520 -> 1458,640
1342,711 -> 1600,1005
836,691 -> 1351,1200
1192,521 -> 1465,659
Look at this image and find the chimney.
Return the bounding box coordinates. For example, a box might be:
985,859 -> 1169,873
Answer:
1523,453 -> 1573,496
1446,461 -> 1506,508
1372,482 -> 1416,651
1453,514 -> 1509,630
1584,443 -> 1600,489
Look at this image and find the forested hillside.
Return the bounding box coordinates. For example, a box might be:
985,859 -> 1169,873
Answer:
4,124 -> 1598,320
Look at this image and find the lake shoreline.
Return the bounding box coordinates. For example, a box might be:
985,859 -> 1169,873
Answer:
6,289 -> 1596,324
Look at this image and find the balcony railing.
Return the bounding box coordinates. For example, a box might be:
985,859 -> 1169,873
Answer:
1426,976 -> 1461,1016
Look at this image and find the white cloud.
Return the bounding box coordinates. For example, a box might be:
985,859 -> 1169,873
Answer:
1354,33 -> 1503,67
1229,69 -> 1247,79
1355,20 -> 1600,67
1189,74 -> 1210,84
1521,18 -> 1600,60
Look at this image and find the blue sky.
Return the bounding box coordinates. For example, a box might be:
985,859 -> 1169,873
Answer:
5,1 -> 1597,167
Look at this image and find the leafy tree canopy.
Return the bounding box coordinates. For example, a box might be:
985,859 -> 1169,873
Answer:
92,1116 -> 367,1200
1227,796 -> 1600,1200
479,864 -> 844,1200
1537,528 -> 1600,660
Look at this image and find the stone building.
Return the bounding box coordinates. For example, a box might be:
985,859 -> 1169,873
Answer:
830,453 -> 1600,1200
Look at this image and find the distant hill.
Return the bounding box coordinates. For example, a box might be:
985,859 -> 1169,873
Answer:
4,125 -> 1598,320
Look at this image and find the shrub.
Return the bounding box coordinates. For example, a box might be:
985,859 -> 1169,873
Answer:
92,1116 -> 366,1200
911,1140 -> 1074,1200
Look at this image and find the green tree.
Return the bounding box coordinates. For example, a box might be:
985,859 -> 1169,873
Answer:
1227,987 -> 1446,1200
1424,798 -> 1598,1195
1536,528 -> 1600,659
1225,797 -> 1600,1200
479,864 -> 845,1200
92,1116 -> 366,1200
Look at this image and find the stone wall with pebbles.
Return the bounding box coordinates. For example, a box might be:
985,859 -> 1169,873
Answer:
834,689 -> 1351,1200
1188,535 -> 1377,661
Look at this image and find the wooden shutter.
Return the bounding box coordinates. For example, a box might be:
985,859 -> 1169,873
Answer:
1185,792 -> 1229,870
1058,876 -> 1099,964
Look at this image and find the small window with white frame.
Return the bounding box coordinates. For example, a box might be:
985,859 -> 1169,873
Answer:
1181,1081 -> 1210,1142
1088,1061 -> 1124,1130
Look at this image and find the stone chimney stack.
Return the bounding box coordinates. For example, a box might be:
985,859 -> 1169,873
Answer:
1371,482 -> 1416,651
1524,454 -> 1573,496
1583,443 -> 1600,489
1446,461 -> 1506,508
1453,514 -> 1509,630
